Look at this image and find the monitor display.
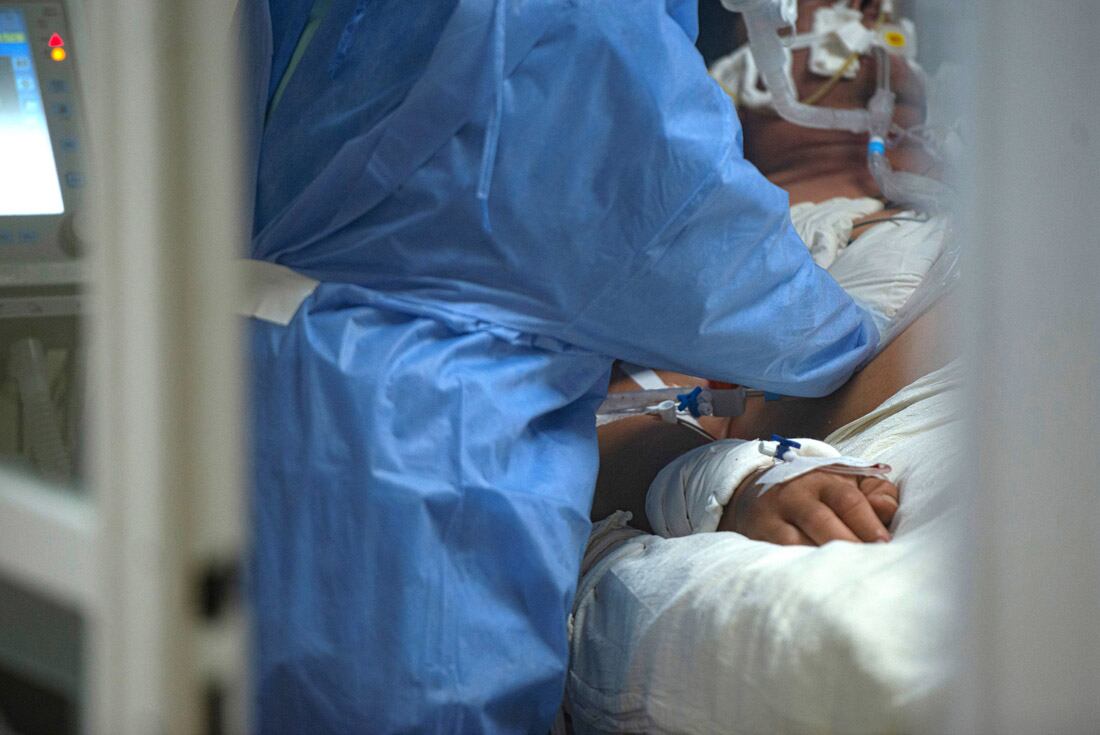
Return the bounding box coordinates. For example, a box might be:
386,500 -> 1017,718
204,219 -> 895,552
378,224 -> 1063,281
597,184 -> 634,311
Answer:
0,7 -> 64,216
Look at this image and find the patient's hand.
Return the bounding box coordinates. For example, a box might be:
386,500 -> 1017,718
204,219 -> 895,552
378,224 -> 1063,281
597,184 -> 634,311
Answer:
718,469 -> 899,546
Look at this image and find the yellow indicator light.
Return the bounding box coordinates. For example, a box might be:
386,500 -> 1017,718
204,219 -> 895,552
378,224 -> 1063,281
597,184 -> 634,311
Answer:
50,47 -> 67,62
884,31 -> 906,48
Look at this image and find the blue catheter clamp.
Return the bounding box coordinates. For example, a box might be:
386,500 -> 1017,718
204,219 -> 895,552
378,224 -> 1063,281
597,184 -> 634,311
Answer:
771,434 -> 802,462
676,386 -> 704,417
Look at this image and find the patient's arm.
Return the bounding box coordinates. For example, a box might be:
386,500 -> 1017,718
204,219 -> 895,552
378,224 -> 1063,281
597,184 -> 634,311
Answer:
592,296 -> 952,541
591,415 -> 710,534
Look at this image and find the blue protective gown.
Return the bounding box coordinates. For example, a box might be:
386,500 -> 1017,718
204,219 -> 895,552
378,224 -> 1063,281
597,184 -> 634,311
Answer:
242,0 -> 879,732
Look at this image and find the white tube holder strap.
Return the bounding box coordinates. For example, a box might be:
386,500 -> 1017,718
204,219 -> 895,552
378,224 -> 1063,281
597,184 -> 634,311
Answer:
238,259 -> 320,326
619,362 -> 668,391
754,436 -> 891,497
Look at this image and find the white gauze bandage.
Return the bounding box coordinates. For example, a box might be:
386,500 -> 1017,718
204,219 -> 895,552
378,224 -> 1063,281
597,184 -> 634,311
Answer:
646,439 -> 776,537
646,437 -> 892,537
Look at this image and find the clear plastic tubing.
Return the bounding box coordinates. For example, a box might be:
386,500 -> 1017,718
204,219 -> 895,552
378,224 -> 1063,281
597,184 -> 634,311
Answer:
743,6 -> 952,211
744,11 -> 871,132
866,47 -> 952,211
9,338 -> 72,482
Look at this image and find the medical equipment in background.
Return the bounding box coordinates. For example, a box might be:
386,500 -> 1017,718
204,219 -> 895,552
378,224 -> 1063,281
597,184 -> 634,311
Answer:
0,0 -> 85,485
0,2 -> 87,732
719,0 -> 953,212
2,0 -> 250,730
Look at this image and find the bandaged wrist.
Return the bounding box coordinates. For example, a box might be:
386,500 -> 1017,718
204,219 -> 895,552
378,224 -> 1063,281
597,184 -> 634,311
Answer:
753,436 -> 891,496
646,439 -> 775,537
645,436 -> 890,538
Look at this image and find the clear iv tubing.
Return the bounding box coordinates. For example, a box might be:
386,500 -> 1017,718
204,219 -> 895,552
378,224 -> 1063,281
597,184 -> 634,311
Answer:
863,49 -> 961,347
866,47 -> 953,212
596,387 -> 762,419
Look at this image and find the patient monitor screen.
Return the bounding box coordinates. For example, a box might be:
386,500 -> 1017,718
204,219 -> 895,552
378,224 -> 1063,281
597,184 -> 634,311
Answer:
0,8 -> 64,216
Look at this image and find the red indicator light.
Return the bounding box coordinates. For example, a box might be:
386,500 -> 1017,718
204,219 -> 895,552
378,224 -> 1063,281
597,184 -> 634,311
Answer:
48,32 -> 64,48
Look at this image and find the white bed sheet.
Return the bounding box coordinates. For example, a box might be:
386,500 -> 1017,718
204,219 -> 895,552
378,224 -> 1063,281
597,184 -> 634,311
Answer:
568,362 -> 964,734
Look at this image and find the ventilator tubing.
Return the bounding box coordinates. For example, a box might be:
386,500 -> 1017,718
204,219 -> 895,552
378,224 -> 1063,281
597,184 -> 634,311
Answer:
864,66 -> 961,347
742,8 -> 953,211
865,48 -> 953,212
743,12 -> 870,133
9,338 -> 72,482
719,0 -> 795,26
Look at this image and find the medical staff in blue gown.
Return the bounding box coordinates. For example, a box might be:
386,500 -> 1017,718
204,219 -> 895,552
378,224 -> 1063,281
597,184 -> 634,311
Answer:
240,0 -> 879,731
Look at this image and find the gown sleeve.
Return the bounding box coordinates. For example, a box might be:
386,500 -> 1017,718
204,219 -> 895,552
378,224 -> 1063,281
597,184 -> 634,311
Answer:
568,147 -> 881,397
532,0 -> 879,397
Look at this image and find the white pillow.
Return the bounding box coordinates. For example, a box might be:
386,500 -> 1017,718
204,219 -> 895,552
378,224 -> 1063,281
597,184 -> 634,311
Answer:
827,214 -> 950,323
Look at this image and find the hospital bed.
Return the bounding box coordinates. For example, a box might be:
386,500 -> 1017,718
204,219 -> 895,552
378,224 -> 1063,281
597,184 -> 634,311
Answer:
566,199 -> 960,734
